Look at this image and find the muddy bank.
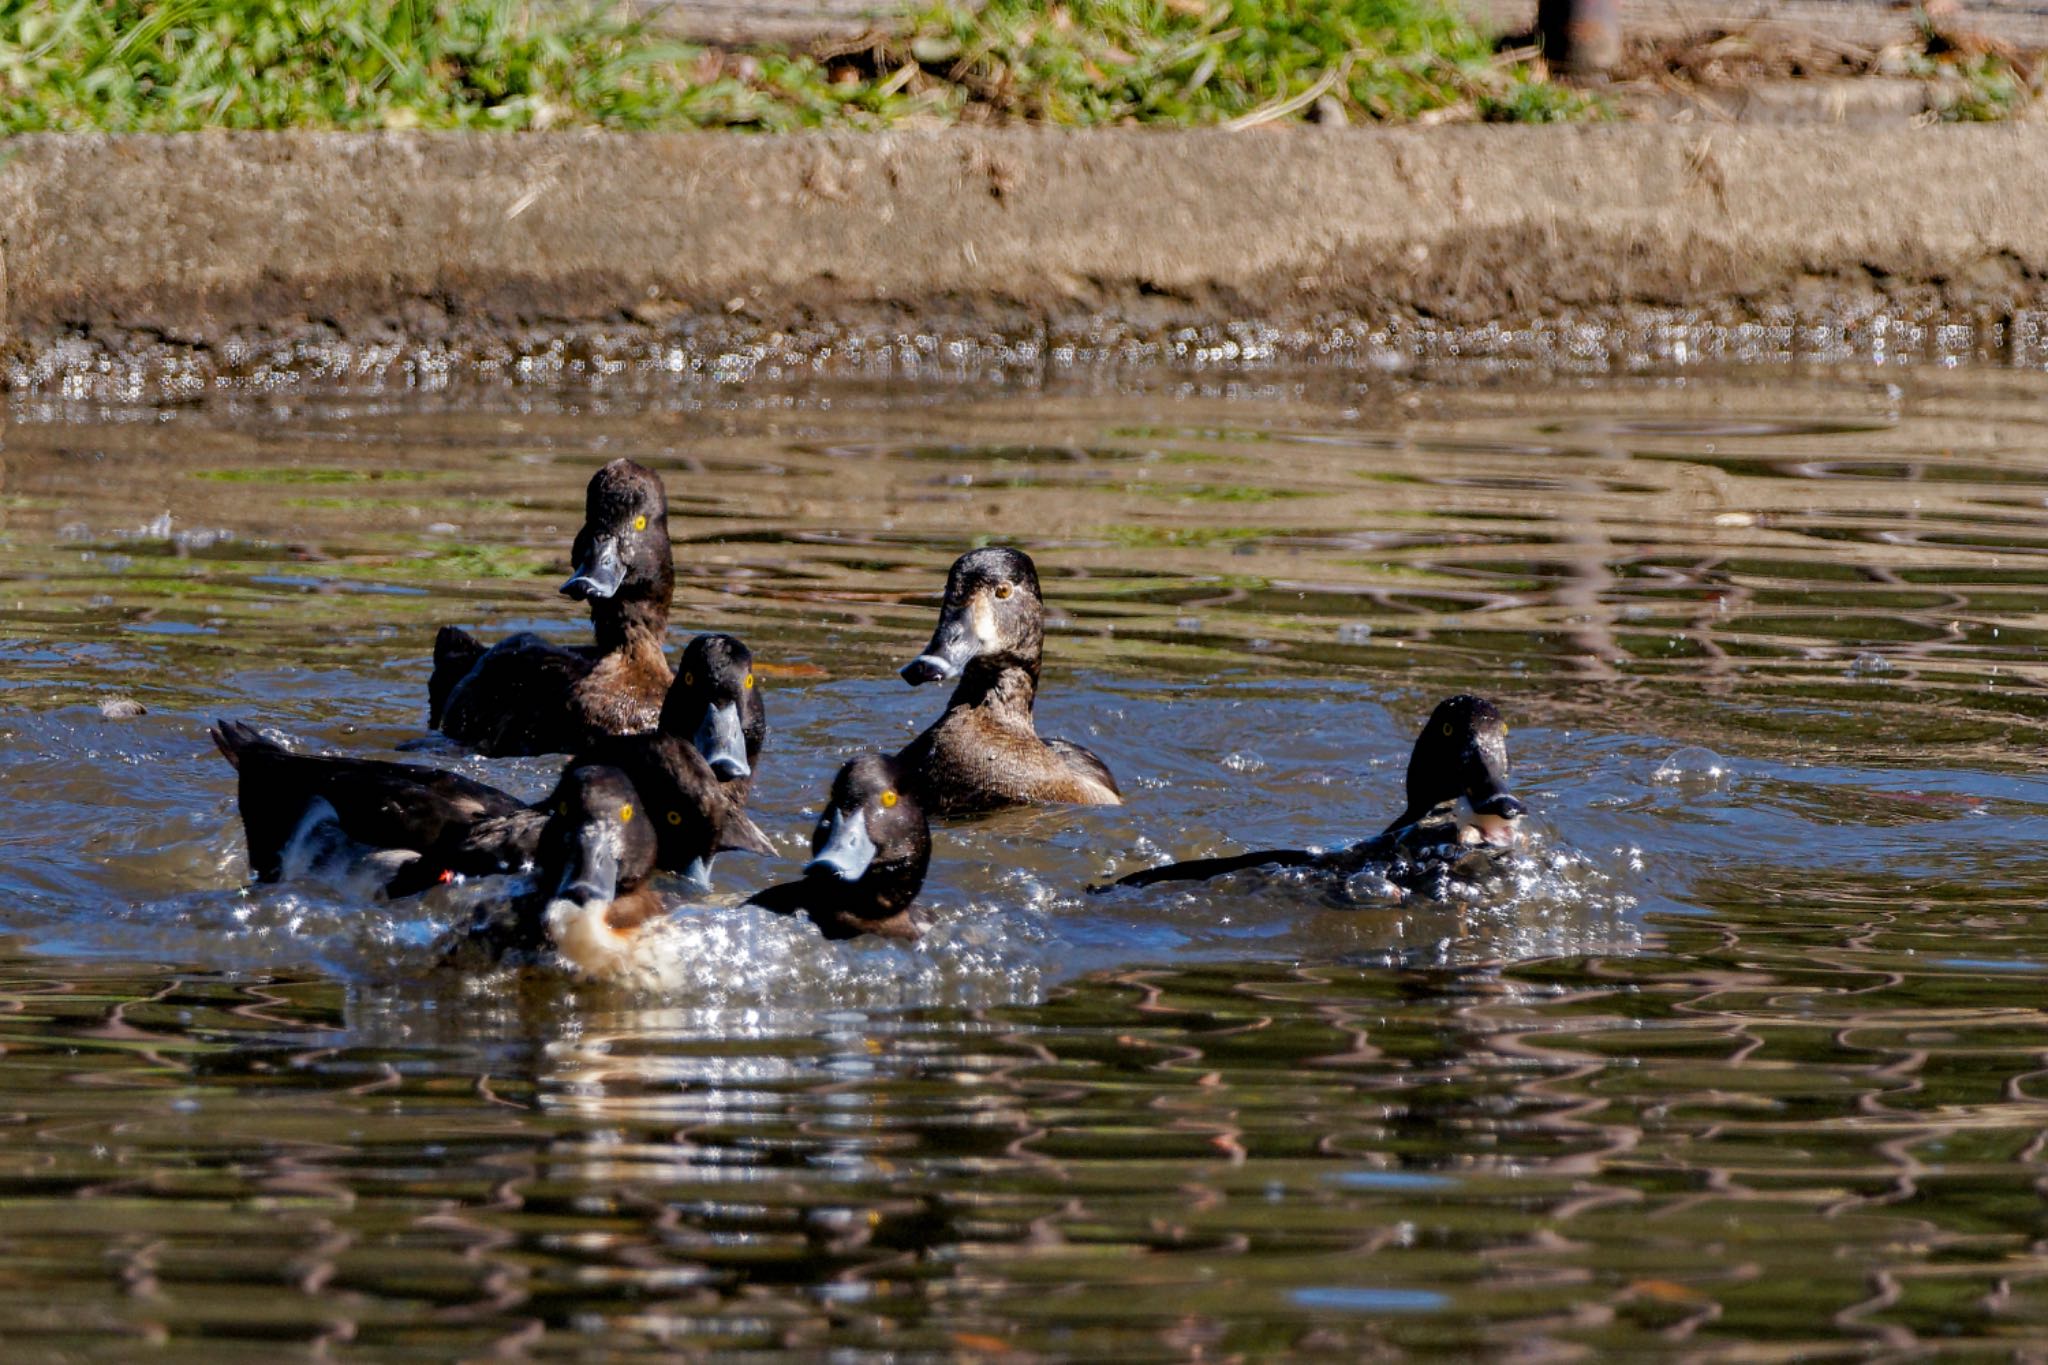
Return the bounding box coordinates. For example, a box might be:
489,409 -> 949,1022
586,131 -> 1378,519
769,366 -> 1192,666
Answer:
5,127 -> 2048,392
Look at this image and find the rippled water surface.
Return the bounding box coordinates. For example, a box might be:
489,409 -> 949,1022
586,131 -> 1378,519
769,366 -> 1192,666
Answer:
8,364 -> 2048,1354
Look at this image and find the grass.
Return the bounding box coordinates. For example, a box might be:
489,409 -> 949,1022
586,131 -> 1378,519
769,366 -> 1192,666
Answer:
0,0 -> 916,131
1630,8 -> 2041,122
890,0 -> 1591,125
0,0 -> 1596,132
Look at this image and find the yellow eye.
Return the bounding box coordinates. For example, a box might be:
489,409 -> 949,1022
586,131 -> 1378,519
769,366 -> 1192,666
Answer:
666,810 -> 682,826
1442,722 -> 1454,737
632,514 -> 648,532
995,582 -> 1013,599
743,673 -> 755,690
619,803 -> 633,822
881,790 -> 898,808
558,801 -> 569,816
682,671 -> 694,687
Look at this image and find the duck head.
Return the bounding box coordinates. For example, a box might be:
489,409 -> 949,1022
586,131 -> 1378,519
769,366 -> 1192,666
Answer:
561,460 -> 674,641
619,732 -> 775,892
801,752 -> 931,934
535,764 -> 666,978
659,633 -> 765,782
900,547 -> 1045,688
1396,695 -> 1526,845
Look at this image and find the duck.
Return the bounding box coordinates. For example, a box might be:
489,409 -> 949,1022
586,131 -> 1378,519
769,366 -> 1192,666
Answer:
660,632 -> 766,797
1096,695 -> 1526,892
210,636 -> 774,899
894,547 -> 1120,817
746,752 -> 930,941
446,763 -> 670,979
430,458 -> 675,757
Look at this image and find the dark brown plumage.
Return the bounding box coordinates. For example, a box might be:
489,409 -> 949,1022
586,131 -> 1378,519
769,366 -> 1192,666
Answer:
431,459 -> 676,757
210,719 -> 529,883
210,668 -> 773,900
1098,695 -> 1525,892
659,633 -> 767,805
746,753 -> 930,941
449,764 -> 670,977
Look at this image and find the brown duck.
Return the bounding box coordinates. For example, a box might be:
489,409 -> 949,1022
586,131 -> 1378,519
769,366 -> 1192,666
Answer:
895,547 -> 1120,817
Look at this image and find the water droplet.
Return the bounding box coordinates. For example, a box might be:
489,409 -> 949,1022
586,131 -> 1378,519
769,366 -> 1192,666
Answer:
1652,746 -> 1728,786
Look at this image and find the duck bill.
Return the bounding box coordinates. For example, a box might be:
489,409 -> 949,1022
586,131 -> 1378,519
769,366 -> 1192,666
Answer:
553,827 -> 621,908
678,856 -> 715,893
694,701 -> 751,779
561,535 -> 625,601
804,807 -> 876,882
900,607 -> 981,686
1464,774 -> 1526,847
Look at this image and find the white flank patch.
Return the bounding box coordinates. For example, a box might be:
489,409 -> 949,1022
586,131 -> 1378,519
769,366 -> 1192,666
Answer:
546,898 -> 635,981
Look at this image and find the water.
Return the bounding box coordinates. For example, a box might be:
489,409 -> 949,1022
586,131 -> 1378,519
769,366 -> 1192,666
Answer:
7,363 -> 2048,1353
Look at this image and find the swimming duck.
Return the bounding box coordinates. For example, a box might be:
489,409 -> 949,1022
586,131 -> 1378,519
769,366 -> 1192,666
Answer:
661,632 -> 766,795
746,753 -> 930,941
449,763 -> 670,979
430,459 -> 674,756
211,719 -> 530,887
895,547 -> 1120,817
1098,695 -> 1525,891
211,650 -> 773,898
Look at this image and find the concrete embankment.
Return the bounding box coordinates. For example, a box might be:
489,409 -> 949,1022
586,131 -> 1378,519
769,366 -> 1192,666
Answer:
3,126 -> 2046,385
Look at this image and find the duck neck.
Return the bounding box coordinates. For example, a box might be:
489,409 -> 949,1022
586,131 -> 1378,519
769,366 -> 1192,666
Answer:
845,856 -> 926,921
945,657 -> 1040,720
742,686 -> 767,764
591,591 -> 669,656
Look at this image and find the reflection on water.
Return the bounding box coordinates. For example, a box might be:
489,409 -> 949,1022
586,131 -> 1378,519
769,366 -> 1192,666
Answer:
5,364 -> 2048,1350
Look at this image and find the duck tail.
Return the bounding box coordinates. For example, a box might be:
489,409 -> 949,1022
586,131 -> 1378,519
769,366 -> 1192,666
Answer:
428,625 -> 487,728
208,718 -> 279,772
208,720 -> 297,883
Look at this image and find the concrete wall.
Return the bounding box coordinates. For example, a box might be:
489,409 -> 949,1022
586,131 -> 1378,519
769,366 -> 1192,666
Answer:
3,127 -> 2045,370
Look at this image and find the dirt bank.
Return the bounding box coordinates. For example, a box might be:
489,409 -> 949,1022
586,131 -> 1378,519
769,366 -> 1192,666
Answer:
4,127 -> 2047,390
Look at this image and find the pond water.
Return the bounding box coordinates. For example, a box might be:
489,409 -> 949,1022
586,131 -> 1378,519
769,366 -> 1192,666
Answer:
6,361 -> 2048,1354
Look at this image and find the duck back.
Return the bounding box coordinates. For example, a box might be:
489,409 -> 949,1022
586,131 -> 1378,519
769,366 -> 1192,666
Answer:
437,632 -> 664,758
210,720 -> 526,883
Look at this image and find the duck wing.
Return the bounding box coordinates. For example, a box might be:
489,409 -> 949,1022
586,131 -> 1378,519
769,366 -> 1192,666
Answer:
1045,736 -> 1122,801
211,720 -> 525,882
383,807 -> 551,898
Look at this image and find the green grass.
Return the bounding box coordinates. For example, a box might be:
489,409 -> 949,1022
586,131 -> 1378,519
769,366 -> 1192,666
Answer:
894,0 -> 1593,125
0,0 -> 1596,132
0,0 -> 919,131
1929,51 -> 2040,121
